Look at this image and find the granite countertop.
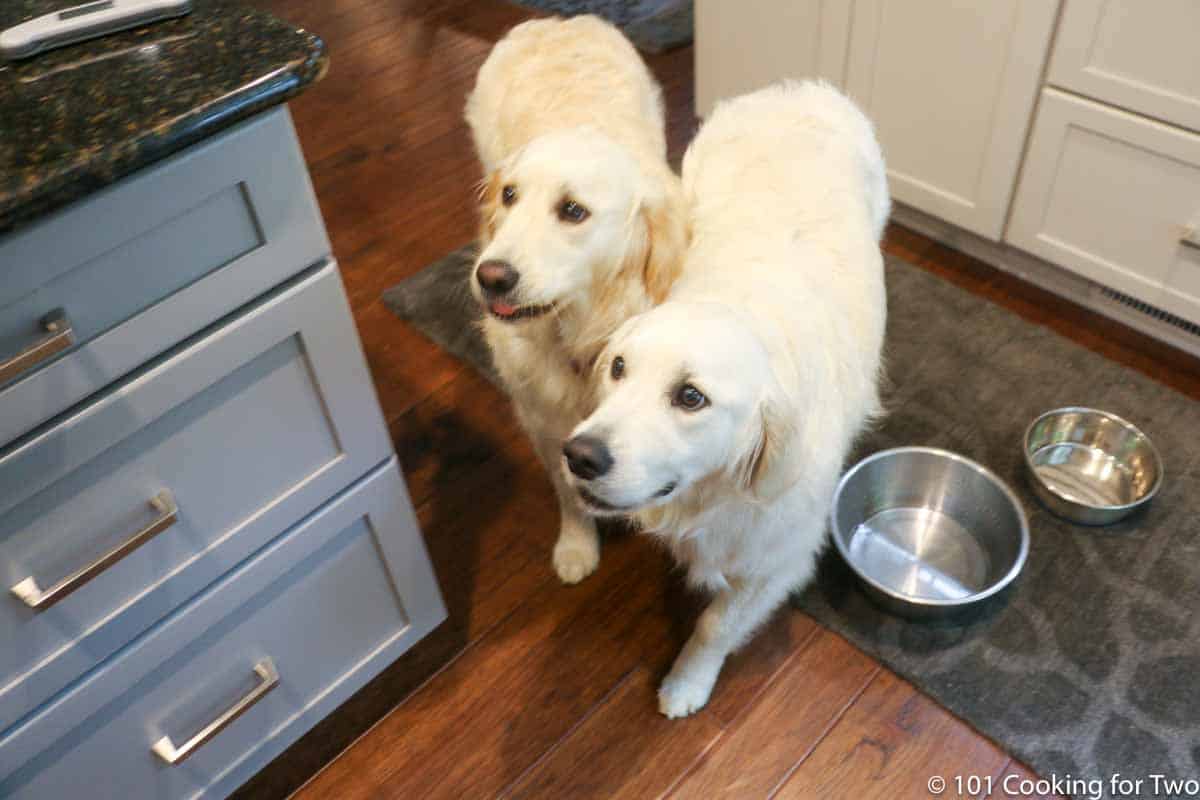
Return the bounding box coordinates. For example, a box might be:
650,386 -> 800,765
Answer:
0,0 -> 327,235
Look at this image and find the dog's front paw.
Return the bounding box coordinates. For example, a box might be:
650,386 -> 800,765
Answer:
657,674 -> 715,719
552,532 -> 599,584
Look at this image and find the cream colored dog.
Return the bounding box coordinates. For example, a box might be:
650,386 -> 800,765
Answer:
465,16 -> 686,584
563,82 -> 890,717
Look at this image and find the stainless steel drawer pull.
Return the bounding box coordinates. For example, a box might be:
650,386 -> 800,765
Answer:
0,308 -> 75,383
10,489 -> 178,610
152,658 -> 280,765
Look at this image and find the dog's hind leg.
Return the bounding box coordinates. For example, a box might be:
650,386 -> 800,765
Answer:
658,572 -> 796,719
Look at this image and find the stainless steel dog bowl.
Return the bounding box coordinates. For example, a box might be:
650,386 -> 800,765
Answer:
1023,407 -> 1162,526
831,447 -> 1030,618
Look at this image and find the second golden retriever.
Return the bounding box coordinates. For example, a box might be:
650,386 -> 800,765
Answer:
464,16 -> 686,584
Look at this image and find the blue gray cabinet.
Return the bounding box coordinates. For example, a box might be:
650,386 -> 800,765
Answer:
0,109 -> 331,444
0,107 -> 446,798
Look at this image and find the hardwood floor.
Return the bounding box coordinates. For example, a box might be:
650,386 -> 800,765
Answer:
236,1 -> 1200,798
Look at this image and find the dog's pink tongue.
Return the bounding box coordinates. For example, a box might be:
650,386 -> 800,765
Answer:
491,301 -> 517,317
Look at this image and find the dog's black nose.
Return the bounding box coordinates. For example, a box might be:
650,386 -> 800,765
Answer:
476,259 -> 520,294
563,435 -> 613,480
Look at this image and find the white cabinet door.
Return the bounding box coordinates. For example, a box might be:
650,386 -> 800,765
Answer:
695,0 -> 852,118
1007,88 -> 1200,324
844,0 -> 1059,240
1048,0 -> 1200,134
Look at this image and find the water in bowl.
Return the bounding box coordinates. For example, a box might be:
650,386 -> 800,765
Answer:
847,507 -> 992,602
1030,442 -> 1140,507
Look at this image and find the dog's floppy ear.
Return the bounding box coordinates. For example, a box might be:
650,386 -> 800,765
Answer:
738,384 -> 805,503
639,176 -> 688,303
478,169 -> 504,243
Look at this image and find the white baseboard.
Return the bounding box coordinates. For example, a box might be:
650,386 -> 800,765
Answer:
890,202 -> 1200,361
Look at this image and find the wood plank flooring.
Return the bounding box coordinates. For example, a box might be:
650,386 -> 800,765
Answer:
235,1 -> 1200,797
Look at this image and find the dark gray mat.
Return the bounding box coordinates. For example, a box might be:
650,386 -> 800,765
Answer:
383,247 -> 1200,794
508,0 -> 692,53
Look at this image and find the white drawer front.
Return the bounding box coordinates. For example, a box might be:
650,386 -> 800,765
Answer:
1007,88 -> 1200,322
1048,0 -> 1200,134
0,457 -> 445,799
0,106 -> 330,445
0,261 -> 392,730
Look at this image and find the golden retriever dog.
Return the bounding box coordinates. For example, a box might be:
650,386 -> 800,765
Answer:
464,16 -> 686,584
563,82 -> 889,717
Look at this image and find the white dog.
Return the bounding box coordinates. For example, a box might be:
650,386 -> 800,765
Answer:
563,82 -> 890,718
464,16 -> 686,584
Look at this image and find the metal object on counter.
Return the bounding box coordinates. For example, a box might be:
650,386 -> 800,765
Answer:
0,0 -> 192,61
831,447 -> 1029,619
1024,407 -> 1162,525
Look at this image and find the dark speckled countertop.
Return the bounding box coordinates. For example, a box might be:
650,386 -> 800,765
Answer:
0,0 -> 326,234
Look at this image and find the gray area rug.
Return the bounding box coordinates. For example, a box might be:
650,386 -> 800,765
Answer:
383,247 -> 1200,795
508,0 -> 692,52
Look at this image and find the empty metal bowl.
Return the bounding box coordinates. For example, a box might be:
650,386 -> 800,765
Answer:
831,447 -> 1030,618
1023,407 -> 1162,525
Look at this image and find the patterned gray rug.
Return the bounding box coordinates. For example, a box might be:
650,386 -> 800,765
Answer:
508,0 -> 692,52
383,247 -> 1200,794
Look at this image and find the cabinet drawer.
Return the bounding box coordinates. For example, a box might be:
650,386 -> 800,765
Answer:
1048,0 -> 1200,133
0,261 -> 392,730
1007,88 -> 1200,322
0,457 -> 445,799
0,106 -> 330,445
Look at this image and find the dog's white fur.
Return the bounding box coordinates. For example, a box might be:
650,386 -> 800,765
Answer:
566,82 -> 890,717
465,16 -> 686,584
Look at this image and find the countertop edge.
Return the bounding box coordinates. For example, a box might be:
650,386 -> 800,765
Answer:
0,29 -> 328,237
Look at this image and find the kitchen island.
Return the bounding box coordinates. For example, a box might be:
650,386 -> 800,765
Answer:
0,3 -> 445,798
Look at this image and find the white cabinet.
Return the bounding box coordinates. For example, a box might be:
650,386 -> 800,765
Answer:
1048,0 -> 1200,134
694,0 -> 1200,335
1007,89 -> 1200,322
695,0 -> 1058,240
841,0 -> 1058,240
695,0 -> 852,117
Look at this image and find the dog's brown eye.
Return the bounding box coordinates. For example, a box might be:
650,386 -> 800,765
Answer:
501,185 -> 517,206
611,356 -> 625,380
674,384 -> 708,411
558,198 -> 590,223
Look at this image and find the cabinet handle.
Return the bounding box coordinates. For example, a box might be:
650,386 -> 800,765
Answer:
152,659 -> 280,765
0,309 -> 75,383
1182,227 -> 1200,251
10,490 -> 178,610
